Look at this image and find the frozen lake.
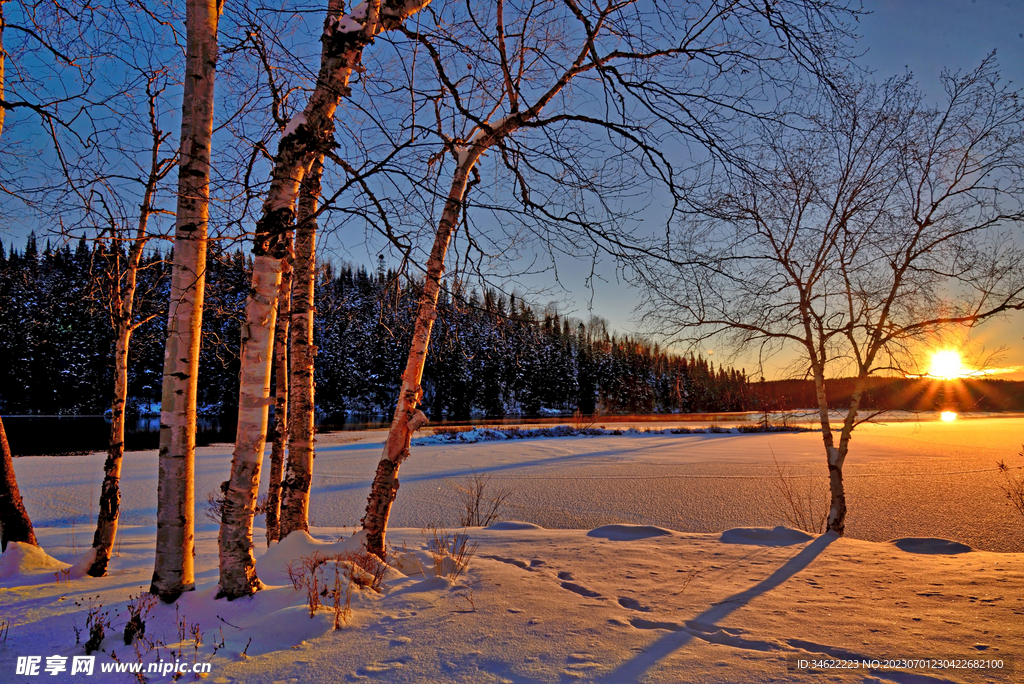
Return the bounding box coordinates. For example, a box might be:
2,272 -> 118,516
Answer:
12,413 -> 1024,553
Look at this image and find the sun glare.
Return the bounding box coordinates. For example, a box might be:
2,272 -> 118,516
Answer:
940,411 -> 958,422
928,350 -> 965,379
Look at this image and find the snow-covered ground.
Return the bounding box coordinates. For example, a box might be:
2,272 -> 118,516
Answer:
1,415 -> 1022,682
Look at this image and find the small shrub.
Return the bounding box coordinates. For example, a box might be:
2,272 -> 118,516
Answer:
288,550 -> 387,628
203,488 -> 226,523
332,563 -> 352,629
425,526 -> 477,581
205,489 -> 270,523
73,597 -> 115,655
997,450 -> 1024,518
570,410 -> 599,431
769,454 -> 828,534
123,593 -> 157,646
451,470 -> 513,527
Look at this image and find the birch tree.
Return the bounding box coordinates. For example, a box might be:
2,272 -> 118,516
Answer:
152,0 -> 222,602
641,61 -> 1024,534
84,75 -> 176,576
277,155 -> 322,538
264,236 -> 291,546
360,0 -> 861,558
217,0 -> 432,600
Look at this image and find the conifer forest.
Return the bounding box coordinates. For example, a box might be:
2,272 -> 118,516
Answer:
0,234 -> 752,421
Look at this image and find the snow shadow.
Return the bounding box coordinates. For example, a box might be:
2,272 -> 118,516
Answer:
599,532 -> 837,682
311,450 -> 616,494
889,537 -> 973,555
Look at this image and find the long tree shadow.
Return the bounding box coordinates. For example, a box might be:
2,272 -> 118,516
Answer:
600,532 -> 837,682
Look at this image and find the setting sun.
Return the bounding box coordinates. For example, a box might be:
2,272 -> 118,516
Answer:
928,350 -> 965,379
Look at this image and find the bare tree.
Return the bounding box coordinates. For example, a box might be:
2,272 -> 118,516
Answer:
88,74 -> 176,577
641,60 -> 1024,534
217,0 -> 431,600
360,0 -> 861,558
152,0 -> 223,603
1,0 -> 175,560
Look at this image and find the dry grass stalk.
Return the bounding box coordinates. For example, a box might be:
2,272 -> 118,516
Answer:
570,410 -> 599,431
997,449 -> 1024,518
451,470 -> 513,527
287,550 -> 387,628
770,453 -> 828,534
425,526 -> 477,581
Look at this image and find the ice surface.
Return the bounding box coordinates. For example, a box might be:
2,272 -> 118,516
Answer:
11,416 -> 1024,552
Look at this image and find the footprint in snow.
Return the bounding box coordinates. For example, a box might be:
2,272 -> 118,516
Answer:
560,581 -> 603,599
617,596 -> 652,612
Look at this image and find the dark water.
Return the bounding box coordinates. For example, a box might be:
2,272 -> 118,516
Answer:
2,415 -> 236,456
2,413 -> 398,455
3,411 -> 758,456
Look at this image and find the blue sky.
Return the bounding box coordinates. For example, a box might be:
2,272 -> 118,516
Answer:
568,0 -> 1024,378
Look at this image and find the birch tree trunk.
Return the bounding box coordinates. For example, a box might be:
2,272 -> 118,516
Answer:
217,252 -> 282,599
362,149 -> 481,559
278,156 -> 321,538
265,247 -> 292,546
89,326 -> 132,575
90,101 -> 169,576
810,362 -> 843,533
152,0 -> 221,602
216,0 -> 432,599
0,416 -> 37,552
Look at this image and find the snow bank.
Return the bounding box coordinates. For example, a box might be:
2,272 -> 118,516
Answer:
258,529 -> 368,585
0,542 -> 70,583
415,425 -> 724,445
414,422 -> 816,445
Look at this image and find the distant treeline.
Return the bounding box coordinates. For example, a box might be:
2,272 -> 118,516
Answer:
0,234 -> 752,419
753,376 -> 1024,412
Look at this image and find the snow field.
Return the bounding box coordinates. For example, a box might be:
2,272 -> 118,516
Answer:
1,521 -> 1019,683
2,416 -> 1022,681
